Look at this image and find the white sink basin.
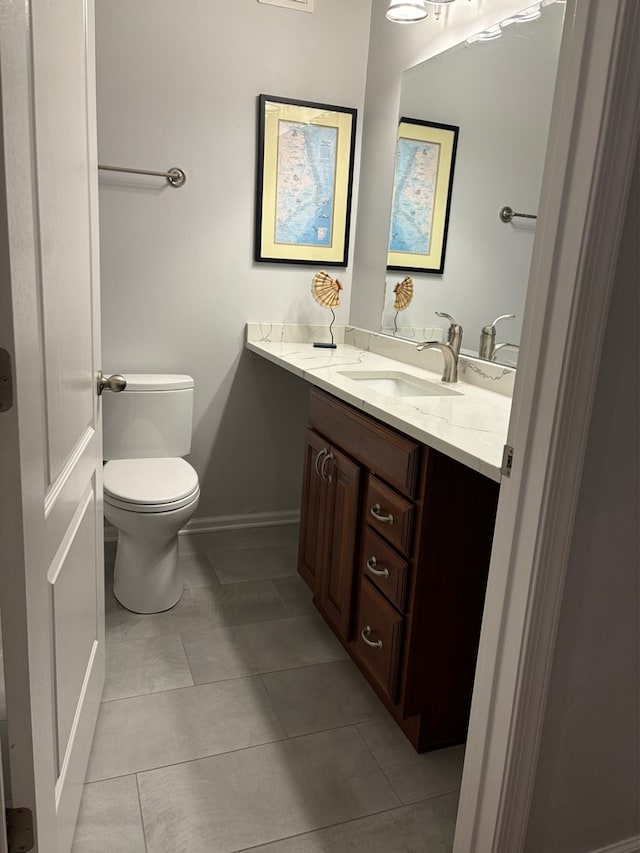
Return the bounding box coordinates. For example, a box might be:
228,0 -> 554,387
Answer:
338,370 -> 462,398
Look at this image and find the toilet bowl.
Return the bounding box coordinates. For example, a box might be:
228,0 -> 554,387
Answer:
104,457 -> 200,613
102,374 -> 199,614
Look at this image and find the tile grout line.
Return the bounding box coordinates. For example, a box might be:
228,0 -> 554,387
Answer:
177,630 -> 197,689
258,671 -> 291,738
353,722 -> 465,808
100,631 -> 348,704
87,722 -> 384,787
99,672 -> 281,706
353,721 -> 406,806
226,789 -> 462,853
270,572 -> 296,617
135,772 -> 150,853
105,604 -> 299,647
87,729 -> 292,786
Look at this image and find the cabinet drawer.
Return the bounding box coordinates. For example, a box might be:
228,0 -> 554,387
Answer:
354,578 -> 403,703
361,527 -> 408,612
309,389 -> 421,497
365,476 -> 414,555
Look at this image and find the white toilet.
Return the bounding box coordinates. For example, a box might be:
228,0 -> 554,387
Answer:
102,374 -> 200,613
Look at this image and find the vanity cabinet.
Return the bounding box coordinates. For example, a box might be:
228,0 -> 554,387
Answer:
298,388 -> 499,752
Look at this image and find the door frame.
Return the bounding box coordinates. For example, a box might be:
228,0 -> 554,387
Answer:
454,0 -> 640,850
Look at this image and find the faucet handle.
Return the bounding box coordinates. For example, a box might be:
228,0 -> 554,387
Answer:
436,311 -> 463,353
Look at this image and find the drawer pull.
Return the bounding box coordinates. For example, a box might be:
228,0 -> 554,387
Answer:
361,625 -> 383,650
370,503 -> 394,525
366,557 -> 390,579
320,451 -> 334,484
314,448 -> 328,477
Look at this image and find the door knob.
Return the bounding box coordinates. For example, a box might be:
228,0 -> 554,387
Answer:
97,371 -> 127,396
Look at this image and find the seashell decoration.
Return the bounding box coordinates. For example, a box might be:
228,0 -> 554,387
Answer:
393,276 -> 413,311
312,270 -> 342,309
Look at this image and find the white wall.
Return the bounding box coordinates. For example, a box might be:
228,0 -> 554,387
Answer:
524,148 -> 640,853
379,5 -> 563,352
95,0 -> 372,520
349,0 -> 555,333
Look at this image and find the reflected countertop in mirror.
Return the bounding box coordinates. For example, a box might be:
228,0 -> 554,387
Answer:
377,2 -> 565,366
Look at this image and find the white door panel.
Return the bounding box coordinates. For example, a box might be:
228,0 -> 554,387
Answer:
51,485 -> 98,770
33,0 -> 96,483
0,0 -> 104,850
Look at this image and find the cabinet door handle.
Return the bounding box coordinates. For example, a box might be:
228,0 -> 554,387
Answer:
314,448 -> 328,478
370,503 -> 394,525
320,451 -> 334,484
366,557 -> 390,579
361,625 -> 383,650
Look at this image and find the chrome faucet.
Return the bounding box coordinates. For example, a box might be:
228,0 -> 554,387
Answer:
417,311 -> 463,382
416,341 -> 458,382
479,314 -> 515,361
436,311 -> 463,358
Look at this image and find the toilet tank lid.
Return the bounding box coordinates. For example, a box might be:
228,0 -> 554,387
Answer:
115,374 -> 194,391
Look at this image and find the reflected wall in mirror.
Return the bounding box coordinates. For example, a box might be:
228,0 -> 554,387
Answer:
380,2 -> 565,366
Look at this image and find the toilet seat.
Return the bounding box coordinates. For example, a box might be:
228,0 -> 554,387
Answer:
104,458 -> 199,514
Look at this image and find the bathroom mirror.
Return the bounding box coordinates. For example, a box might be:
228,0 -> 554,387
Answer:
379,2 -> 565,365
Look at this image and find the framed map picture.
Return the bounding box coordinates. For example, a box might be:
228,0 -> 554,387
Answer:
387,117 -> 459,275
255,95 -> 357,266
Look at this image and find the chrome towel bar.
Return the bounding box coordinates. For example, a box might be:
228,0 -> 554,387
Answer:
98,164 -> 186,188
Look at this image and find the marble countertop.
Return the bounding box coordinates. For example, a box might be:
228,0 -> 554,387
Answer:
246,325 -> 512,482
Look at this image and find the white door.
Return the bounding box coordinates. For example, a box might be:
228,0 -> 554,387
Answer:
0,0 -> 105,850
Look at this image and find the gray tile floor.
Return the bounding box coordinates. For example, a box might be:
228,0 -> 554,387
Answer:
73,525 -> 462,852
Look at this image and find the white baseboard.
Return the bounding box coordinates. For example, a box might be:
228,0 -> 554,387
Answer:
590,838 -> 640,853
104,509 -> 300,544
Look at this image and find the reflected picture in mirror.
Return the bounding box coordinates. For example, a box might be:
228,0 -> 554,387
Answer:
387,118 -> 459,274
379,2 -> 565,366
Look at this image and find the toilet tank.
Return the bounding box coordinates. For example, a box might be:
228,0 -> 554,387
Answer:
102,374 -> 194,460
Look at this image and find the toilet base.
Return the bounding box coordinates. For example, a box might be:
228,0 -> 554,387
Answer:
113,531 -> 184,614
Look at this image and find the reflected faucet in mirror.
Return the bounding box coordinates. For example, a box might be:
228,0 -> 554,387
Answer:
491,342 -> 520,361
479,314 -> 516,361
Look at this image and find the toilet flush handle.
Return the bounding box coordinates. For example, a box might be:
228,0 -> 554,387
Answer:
97,371 -> 127,396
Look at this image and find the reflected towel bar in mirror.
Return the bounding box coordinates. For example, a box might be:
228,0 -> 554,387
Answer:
499,205 -> 537,223
98,164 -> 186,188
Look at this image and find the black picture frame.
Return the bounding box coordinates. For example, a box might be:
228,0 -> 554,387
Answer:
255,94 -> 357,267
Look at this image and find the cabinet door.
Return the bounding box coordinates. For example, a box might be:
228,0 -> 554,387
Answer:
297,429 -> 329,593
318,446 -> 361,641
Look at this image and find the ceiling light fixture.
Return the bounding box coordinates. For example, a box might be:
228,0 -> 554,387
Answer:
387,0 -> 547,29
385,0 -> 428,24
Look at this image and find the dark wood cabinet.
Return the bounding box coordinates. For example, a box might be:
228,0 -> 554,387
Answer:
297,429 -> 327,594
297,428 -> 361,642
298,388 -> 499,752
